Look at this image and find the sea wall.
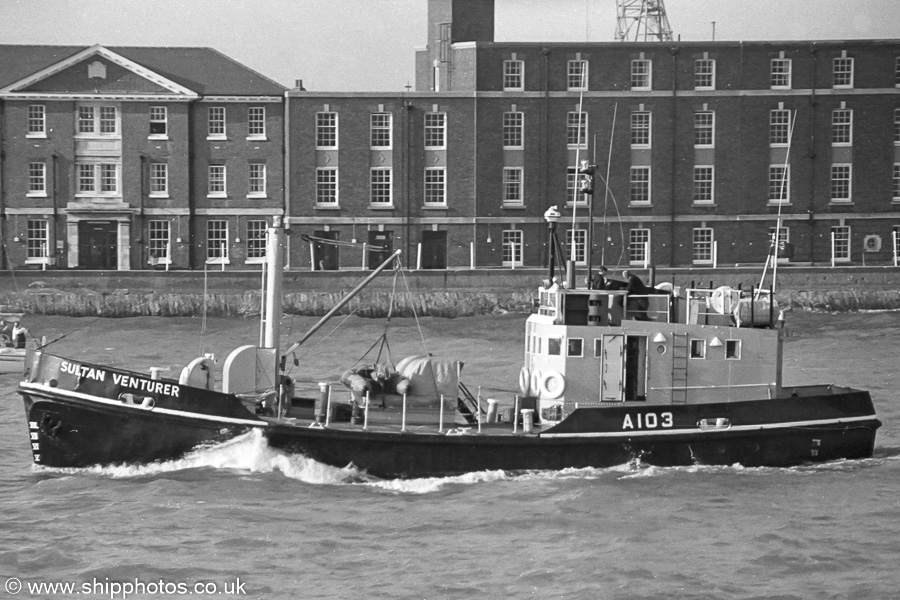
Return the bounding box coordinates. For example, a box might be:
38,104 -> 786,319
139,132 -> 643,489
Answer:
2,266 -> 900,317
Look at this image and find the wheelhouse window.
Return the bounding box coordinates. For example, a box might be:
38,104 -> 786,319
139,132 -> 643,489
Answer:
629,228 -> 650,265
27,162 -> 47,196
548,337 -> 562,356
567,111 -> 587,148
208,164 -> 226,197
769,165 -> 790,203
771,57 -> 792,89
424,112 -> 446,149
424,168 -> 446,206
370,113 -> 392,149
248,107 -> 266,139
833,56 -> 854,88
370,168 -> 392,206
694,58 -> 715,90
630,111 -> 651,148
148,220 -> 170,264
149,106 -> 167,137
694,111 -> 715,147
149,163 -> 168,197
316,168 -> 338,206
503,111 -> 523,148
248,163 -> 266,197
503,167 -> 523,207
77,105 -> 118,136
206,220 -> 229,262
567,338 -> 584,357
692,227 -> 714,265
567,60 -> 587,91
630,166 -> 651,204
502,229 -> 523,267
26,220 -> 50,261
27,105 -> 46,137
208,107 -> 226,139
316,111 -> 337,148
631,58 -> 651,90
693,166 -> 714,204
503,59 -> 524,91
246,220 -> 267,261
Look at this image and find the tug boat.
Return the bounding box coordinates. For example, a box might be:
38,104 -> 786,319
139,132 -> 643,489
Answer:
17,218 -> 881,478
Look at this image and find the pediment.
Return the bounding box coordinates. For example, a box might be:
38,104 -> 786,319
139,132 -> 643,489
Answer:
0,45 -> 198,99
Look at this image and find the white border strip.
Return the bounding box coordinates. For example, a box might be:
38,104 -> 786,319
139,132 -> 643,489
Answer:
20,382 -> 267,428
541,415 -> 879,438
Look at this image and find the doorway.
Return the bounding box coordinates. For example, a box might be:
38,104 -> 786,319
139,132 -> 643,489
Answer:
420,230 -> 447,270
77,221 -> 117,270
312,230 -> 339,270
368,230 -> 393,270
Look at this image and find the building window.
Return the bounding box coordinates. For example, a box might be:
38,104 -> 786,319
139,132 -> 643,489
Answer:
770,109 -> 790,146
831,226 -> 850,262
896,57 -> 900,86
316,112 -> 337,148
894,109 -> 900,144
503,111 -> 523,148
503,59 -> 524,91
424,112 -> 446,149
208,165 -> 226,197
77,105 -> 118,135
567,111 -> 587,148
692,227 -> 714,265
248,107 -> 266,138
77,163 -> 119,194
208,107 -> 226,138
566,229 -> 587,264
771,58 -> 792,89
370,113 -> 392,149
694,58 -> 715,90
770,226 -> 790,259
694,111 -> 715,147
249,163 -> 266,197
893,164 -> 900,201
693,166 -> 714,204
631,59 -> 651,89
149,106 -> 167,137
246,220 -> 267,261
629,228 -> 650,265
566,167 -> 585,204
370,168 -> 392,205
567,60 -> 588,91
148,220 -> 170,263
27,105 -> 46,137
630,166 -> 651,204
769,165 -> 790,203
149,163 -> 168,197
424,168 -> 446,206
830,164 -> 852,202
27,162 -> 46,196
833,56 -> 854,88
316,168 -> 338,206
502,229 -> 523,267
832,108 -> 852,145
503,167 -> 523,206
26,220 -> 50,261
630,111 -> 651,148
206,220 -> 229,262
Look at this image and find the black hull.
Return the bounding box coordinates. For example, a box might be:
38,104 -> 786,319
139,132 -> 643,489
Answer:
21,386 -> 881,478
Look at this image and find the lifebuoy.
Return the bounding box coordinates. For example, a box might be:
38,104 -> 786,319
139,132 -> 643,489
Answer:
710,286 -> 733,315
518,366 -> 531,395
539,370 -> 566,399
529,369 -> 543,398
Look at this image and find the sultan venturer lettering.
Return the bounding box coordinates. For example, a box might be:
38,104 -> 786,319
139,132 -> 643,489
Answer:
60,360 -> 180,397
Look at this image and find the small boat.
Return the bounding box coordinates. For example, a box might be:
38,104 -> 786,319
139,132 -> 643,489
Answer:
1,312 -> 28,375
17,217 -> 881,477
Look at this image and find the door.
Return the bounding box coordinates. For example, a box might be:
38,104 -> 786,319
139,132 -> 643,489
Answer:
624,335 -> 648,401
312,230 -> 339,270
601,334 -> 624,402
78,221 -> 117,270
420,230 -> 447,269
368,230 -> 393,270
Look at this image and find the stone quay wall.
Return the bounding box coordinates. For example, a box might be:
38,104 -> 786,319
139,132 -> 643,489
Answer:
2,266 -> 900,318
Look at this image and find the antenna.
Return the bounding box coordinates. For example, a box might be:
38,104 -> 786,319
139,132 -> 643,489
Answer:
615,0 -> 674,42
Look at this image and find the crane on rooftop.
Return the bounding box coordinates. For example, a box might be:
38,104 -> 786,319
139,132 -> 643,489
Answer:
615,0 -> 674,42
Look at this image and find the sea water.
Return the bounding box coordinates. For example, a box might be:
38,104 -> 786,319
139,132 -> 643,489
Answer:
1,312 -> 898,600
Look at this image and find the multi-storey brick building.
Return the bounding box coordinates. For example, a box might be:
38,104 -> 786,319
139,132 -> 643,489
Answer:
0,44 -> 286,270
287,0 -> 900,271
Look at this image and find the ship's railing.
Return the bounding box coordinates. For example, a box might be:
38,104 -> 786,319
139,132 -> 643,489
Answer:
622,293 -> 674,323
684,286 -> 777,327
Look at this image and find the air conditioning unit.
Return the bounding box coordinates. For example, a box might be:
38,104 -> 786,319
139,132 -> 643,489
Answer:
863,234 -> 882,253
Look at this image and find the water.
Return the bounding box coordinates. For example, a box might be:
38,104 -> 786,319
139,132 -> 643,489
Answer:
1,311 -> 899,600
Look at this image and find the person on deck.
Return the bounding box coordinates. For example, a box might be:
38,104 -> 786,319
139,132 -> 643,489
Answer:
11,322 -> 28,349
590,266 -> 609,291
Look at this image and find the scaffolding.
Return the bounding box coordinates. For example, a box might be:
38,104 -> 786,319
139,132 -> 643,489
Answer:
615,0 -> 674,42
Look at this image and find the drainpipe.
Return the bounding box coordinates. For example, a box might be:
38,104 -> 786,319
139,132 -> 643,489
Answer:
138,153 -> 146,268
541,47 -> 551,268
0,101 -> 6,269
283,90 -> 290,267
51,152 -> 59,266
404,98 -> 412,269
807,45 -> 818,264
187,102 -> 195,268
669,46 -> 679,267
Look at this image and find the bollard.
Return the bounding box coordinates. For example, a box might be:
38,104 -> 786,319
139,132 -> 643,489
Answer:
521,408 -> 535,434
149,367 -> 162,380
314,382 -> 328,423
486,399 -> 499,423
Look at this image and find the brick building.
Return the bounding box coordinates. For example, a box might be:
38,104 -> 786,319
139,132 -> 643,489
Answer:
0,44 -> 286,270
287,0 -> 900,271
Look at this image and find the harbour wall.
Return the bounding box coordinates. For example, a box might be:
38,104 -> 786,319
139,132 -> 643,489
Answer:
2,266 -> 900,318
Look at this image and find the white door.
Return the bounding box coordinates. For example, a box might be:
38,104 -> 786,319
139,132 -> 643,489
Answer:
601,334 -> 624,402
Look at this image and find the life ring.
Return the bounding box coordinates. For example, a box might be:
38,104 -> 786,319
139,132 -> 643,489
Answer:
529,369 -> 543,398
518,366 -> 531,396
709,286 -> 734,315
539,370 -> 566,399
